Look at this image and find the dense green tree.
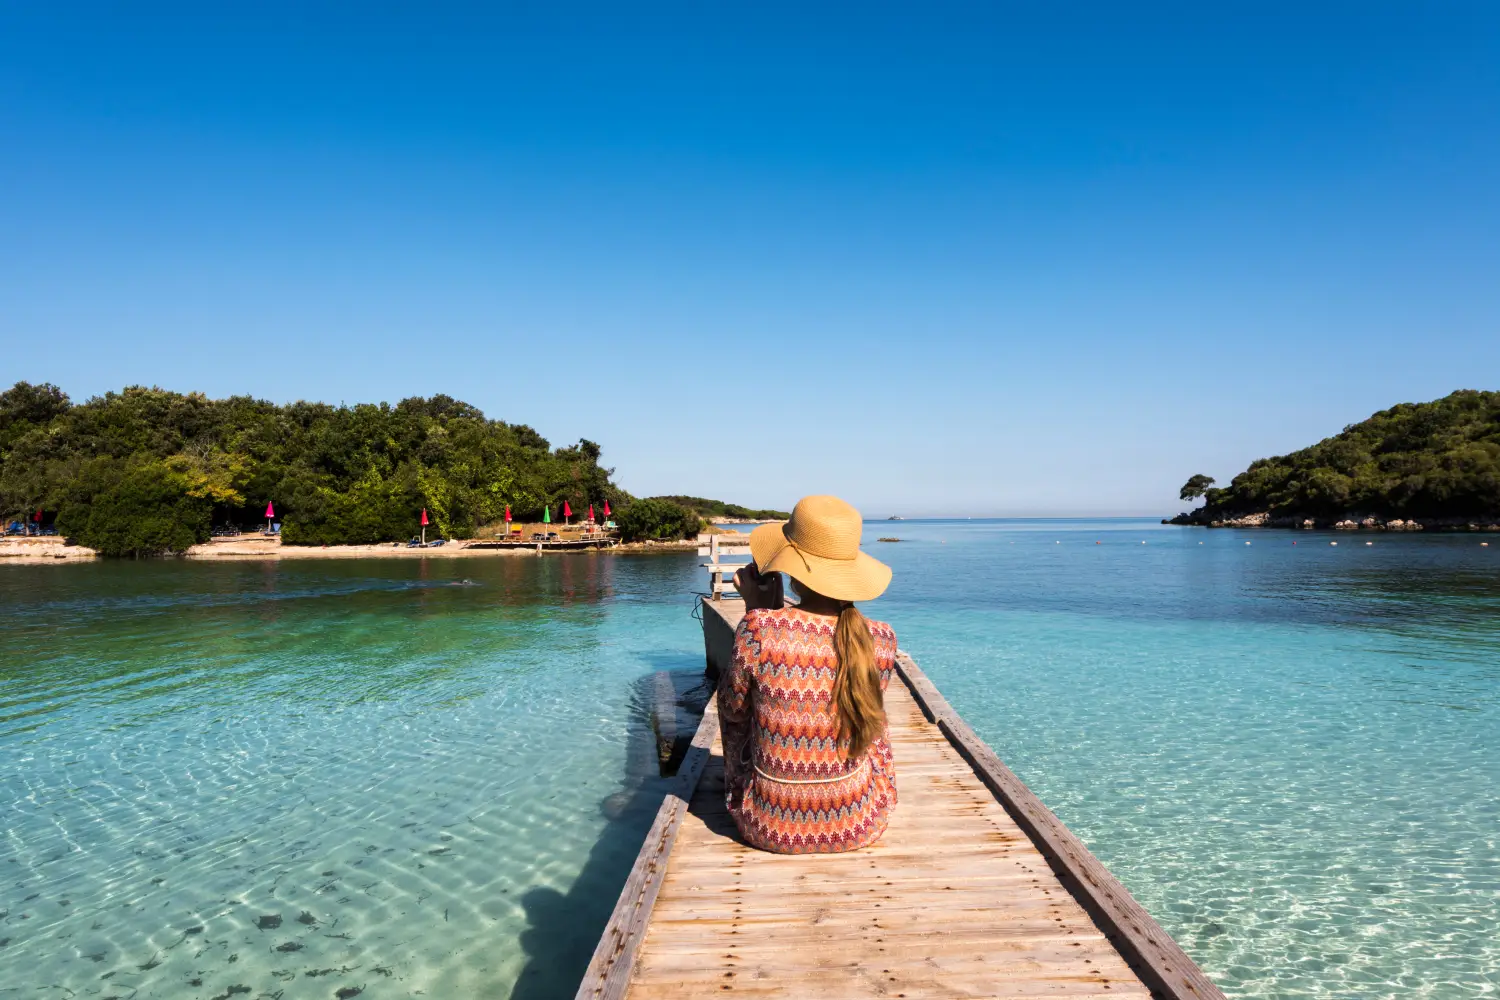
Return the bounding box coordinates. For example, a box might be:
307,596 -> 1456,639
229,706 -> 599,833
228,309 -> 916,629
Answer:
1187,390 -> 1500,519
0,381 -> 69,437
55,457 -> 211,557
615,498 -> 702,542
0,383 -> 631,554
1178,474 -> 1216,502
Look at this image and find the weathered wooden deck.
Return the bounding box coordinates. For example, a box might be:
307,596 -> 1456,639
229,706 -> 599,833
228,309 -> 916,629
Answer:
578,599 -> 1224,1000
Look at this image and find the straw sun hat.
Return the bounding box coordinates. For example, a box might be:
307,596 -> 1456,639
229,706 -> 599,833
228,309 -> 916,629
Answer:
749,495 -> 892,603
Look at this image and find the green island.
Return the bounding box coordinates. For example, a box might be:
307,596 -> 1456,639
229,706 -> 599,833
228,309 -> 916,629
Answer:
0,382 -> 755,556
1172,389 -> 1500,529
648,496 -> 791,522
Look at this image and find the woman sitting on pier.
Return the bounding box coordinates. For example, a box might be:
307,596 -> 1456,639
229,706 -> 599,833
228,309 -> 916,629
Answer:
722,495 -> 897,854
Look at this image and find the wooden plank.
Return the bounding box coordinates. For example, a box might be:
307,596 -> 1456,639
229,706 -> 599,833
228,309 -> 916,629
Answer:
624,661 -> 1153,998
705,558 -> 749,598
894,654 -> 1226,1000
574,694 -> 722,1000
586,597 -> 1221,1000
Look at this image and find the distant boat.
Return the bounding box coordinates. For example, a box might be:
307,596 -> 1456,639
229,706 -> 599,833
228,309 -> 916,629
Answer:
887,515 -> 904,520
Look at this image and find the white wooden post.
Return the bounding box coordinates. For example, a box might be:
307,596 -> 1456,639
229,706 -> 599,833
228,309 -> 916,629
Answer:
710,533 -> 721,599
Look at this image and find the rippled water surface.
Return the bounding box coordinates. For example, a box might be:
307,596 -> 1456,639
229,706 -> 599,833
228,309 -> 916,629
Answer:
1,554 -> 704,999
3,522 -> 1498,999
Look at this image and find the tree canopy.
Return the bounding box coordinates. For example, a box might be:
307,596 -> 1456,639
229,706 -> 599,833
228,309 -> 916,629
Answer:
0,382 -> 633,555
1179,474 -> 1216,502
651,496 -> 790,520
1189,390 -> 1500,519
615,498 -> 703,542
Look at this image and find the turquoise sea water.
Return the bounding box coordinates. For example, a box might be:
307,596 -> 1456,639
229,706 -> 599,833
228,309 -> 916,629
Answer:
2,521 -> 1497,998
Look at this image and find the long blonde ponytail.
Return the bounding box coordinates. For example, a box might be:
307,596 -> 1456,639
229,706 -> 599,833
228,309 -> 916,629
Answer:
831,604 -> 885,758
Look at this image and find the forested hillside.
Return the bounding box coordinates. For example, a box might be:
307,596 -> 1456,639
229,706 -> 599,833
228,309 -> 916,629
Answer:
0,382 -> 631,555
652,496 -> 790,520
1177,390 -> 1500,524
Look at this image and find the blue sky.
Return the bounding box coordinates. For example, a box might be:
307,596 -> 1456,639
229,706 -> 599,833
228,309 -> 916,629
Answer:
2,4 -> 1497,516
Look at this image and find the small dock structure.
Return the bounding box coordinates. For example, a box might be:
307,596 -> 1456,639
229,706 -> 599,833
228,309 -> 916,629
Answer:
700,532 -> 752,599
577,597 -> 1225,1000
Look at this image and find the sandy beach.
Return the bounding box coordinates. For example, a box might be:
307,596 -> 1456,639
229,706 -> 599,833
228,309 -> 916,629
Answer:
186,537 -> 530,559
0,534 -> 705,562
0,538 -> 98,563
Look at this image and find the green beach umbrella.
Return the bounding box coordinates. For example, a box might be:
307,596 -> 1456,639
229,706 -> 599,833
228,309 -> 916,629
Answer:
543,505 -> 551,524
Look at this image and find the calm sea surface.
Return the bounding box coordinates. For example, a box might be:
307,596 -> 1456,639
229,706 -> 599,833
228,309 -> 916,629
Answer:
2,520 -> 1497,998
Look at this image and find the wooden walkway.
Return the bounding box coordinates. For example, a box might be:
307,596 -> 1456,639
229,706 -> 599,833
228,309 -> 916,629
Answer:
578,599 -> 1224,1000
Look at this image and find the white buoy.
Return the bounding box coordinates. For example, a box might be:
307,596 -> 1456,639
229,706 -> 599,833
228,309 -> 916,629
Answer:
1245,541 -> 1251,545
1366,541 -> 1373,546
1331,541 -> 1338,546
1141,541 -> 1146,544
1483,542 -> 1490,547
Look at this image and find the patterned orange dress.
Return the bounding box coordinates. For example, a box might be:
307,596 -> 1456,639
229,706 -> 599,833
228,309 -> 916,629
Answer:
718,606 -> 898,854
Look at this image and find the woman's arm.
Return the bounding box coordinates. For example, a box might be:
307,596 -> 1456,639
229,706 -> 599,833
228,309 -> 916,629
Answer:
717,615 -> 760,808
877,625 -> 897,691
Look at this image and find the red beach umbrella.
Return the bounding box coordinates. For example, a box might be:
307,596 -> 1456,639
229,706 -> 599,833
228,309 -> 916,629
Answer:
33,509 -> 42,523
421,508 -> 429,526
265,501 -> 275,519
504,505 -> 511,522
588,503 -> 595,521
603,499 -> 611,517
563,500 -> 572,519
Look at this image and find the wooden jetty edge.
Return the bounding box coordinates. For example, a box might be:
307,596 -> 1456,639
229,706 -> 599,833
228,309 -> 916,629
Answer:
577,597 -> 1225,1000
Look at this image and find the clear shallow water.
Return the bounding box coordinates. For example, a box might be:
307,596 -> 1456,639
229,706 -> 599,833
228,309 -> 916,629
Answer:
2,522 -> 1498,999
0,555 -> 707,999
868,520 -> 1500,999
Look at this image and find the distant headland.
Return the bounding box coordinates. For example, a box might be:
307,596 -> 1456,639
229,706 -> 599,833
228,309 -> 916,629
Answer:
1168,390 -> 1500,531
648,496 -> 790,523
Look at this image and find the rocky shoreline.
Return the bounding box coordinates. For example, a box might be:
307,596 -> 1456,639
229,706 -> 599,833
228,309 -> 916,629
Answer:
1165,511 -> 1500,532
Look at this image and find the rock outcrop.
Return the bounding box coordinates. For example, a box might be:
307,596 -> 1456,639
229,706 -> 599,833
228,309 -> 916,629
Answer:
1164,511 -> 1494,531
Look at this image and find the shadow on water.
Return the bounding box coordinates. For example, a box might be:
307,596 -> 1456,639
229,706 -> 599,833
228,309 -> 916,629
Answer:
509,663 -> 712,1000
